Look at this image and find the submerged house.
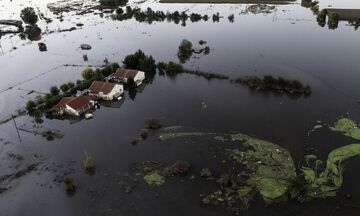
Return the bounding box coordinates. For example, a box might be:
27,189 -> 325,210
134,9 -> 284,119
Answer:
112,68 -> 145,86
88,81 -> 123,101
52,95 -> 94,116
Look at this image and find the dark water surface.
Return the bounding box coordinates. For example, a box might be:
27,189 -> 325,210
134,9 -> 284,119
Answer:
0,0 -> 360,215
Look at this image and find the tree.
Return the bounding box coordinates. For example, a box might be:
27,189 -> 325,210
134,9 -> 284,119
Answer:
67,82 -> 75,89
177,39 -> 193,64
82,68 -> 95,80
20,7 -> 38,25
25,100 -> 36,113
60,83 -> 70,93
50,86 -> 60,96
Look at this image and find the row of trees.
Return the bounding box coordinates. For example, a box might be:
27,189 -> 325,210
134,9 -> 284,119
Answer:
20,7 -> 42,40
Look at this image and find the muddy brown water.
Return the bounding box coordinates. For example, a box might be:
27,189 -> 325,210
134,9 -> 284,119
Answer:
0,0 -> 360,215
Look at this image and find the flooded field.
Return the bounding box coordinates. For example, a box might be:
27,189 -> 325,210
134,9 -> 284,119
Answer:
0,0 -> 360,215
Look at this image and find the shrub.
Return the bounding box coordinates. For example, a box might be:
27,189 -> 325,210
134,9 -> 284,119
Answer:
24,24 -> 42,40
20,7 -> 38,25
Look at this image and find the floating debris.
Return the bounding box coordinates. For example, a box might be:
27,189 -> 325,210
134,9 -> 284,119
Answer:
38,42 -> 47,52
163,160 -> 191,177
80,44 -> 92,50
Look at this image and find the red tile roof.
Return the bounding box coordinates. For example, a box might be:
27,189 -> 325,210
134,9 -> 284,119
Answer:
113,68 -> 139,79
52,95 -> 92,112
67,95 -> 92,111
52,97 -> 75,112
88,81 -> 116,94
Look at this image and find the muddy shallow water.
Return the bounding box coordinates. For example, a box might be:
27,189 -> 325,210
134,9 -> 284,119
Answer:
0,0 -> 360,215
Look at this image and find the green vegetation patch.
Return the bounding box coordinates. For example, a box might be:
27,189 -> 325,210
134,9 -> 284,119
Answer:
144,171 -> 165,186
330,118 -> 360,141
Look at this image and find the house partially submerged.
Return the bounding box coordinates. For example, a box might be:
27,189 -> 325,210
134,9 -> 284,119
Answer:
52,95 -> 94,116
112,68 -> 145,86
88,81 -> 123,101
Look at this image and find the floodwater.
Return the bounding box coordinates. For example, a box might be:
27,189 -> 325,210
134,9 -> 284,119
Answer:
0,0 -> 360,215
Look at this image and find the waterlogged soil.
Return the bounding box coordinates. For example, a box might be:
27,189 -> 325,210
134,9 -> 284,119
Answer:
1,0 -> 360,215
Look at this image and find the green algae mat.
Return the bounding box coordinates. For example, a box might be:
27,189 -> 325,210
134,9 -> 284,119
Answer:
155,118 -> 360,209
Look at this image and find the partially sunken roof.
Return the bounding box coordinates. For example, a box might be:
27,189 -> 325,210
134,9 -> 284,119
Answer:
88,81 -> 116,94
113,68 -> 139,79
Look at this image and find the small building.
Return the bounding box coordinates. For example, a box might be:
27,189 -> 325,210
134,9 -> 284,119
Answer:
88,81 -> 123,101
52,95 -> 94,116
112,68 -> 145,86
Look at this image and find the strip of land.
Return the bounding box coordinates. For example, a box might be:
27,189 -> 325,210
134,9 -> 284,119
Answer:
160,0 -> 295,4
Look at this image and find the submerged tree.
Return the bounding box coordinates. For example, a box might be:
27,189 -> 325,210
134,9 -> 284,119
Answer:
177,39 -> 193,64
24,25 -> 42,41
20,7 -> 38,25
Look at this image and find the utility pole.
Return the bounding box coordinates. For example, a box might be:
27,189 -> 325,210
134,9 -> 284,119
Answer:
12,115 -> 21,142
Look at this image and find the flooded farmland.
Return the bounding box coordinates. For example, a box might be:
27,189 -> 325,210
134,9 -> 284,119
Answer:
1,0 -> 360,215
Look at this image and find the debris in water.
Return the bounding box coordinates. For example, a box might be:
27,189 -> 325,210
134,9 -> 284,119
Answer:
163,160 -> 191,176
80,44 -> 92,50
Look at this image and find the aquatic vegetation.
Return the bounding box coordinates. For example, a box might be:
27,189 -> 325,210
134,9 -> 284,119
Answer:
83,152 -> 95,174
63,177 -> 77,195
143,171 -> 165,186
200,168 -> 212,178
233,75 -> 312,96
156,121 -> 360,210
226,133 -> 296,203
330,118 -> 360,141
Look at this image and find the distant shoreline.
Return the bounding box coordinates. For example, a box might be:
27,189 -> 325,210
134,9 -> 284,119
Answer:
159,0 -> 295,4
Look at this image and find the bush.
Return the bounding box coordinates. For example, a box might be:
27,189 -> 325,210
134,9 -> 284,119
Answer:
157,61 -> 183,77
24,24 -> 42,41
50,86 -> 60,96
20,7 -> 38,25
82,68 -> 95,80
